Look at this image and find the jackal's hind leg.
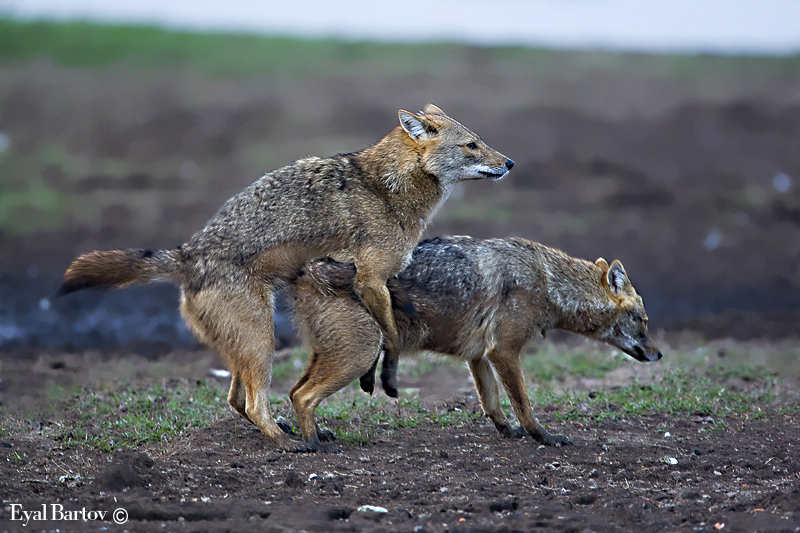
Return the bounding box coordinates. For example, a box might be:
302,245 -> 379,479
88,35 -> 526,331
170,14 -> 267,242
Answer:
227,372 -> 252,424
290,357 -> 354,453
291,334 -> 382,451
182,287 -> 301,451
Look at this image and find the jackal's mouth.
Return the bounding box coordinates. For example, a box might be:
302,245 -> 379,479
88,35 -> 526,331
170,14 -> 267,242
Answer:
477,169 -> 508,180
461,166 -> 509,182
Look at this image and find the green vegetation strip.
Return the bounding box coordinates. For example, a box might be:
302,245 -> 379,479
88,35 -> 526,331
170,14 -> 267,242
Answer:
1,19 -> 799,78
0,19 -> 464,78
1,356 -> 795,451
536,368 -> 788,428
16,380 -> 231,452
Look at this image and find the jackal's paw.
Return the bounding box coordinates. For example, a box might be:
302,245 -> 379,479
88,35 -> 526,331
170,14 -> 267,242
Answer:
380,373 -> 399,398
359,372 -> 376,395
274,436 -> 304,453
497,423 -> 527,439
317,427 -> 337,442
541,433 -> 572,447
291,437 -> 340,454
289,444 -> 317,453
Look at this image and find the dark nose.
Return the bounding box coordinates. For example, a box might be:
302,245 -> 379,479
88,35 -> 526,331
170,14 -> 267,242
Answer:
505,159 -> 514,170
657,351 -> 663,360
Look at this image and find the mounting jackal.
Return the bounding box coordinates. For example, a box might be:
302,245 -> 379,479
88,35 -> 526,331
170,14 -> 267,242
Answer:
60,106 -> 514,451
292,236 -> 662,450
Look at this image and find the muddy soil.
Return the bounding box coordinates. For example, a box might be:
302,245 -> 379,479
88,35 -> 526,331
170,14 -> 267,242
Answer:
2,398 -> 798,532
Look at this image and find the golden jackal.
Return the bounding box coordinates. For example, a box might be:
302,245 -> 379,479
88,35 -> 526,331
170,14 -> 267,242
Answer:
292,236 -> 662,450
60,106 -> 514,451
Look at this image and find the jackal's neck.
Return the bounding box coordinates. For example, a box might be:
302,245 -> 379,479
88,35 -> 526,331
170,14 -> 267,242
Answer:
353,127 -> 444,220
533,245 -> 615,336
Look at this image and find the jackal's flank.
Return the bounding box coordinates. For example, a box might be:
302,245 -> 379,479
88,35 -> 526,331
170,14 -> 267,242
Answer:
292,236 -> 662,450
60,106 -> 514,450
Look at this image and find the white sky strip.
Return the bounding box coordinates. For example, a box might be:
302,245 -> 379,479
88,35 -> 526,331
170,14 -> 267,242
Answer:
1,0 -> 799,55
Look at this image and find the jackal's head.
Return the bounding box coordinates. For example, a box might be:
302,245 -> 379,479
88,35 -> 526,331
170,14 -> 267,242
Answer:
398,104 -> 514,186
594,258 -> 663,363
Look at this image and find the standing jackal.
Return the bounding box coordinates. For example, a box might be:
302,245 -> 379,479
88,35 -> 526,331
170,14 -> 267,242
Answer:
60,106 -> 514,451
292,236 -> 662,450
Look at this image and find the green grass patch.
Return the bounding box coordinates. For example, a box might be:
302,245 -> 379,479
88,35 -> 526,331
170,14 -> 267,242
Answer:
530,367 -> 789,425
36,379 -> 230,452
2,341 -> 797,451
313,393 -> 482,445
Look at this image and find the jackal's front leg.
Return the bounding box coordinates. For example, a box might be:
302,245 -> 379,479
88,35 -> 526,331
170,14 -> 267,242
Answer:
487,346 -> 572,446
379,350 -> 400,398
359,349 -> 400,398
468,356 -> 522,437
359,356 -> 379,395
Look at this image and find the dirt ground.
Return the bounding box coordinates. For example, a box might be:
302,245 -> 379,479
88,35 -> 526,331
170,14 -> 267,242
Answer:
1,393 -> 798,532
1,345 -> 799,532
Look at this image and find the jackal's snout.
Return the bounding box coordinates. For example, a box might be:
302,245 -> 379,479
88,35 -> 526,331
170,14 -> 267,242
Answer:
609,322 -> 663,363
479,158 -> 514,181
476,158 -> 514,181
633,344 -> 663,362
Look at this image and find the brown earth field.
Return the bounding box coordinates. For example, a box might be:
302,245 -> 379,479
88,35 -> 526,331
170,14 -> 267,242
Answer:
2,26 -> 800,532
1,416 -> 799,533
1,338 -> 799,533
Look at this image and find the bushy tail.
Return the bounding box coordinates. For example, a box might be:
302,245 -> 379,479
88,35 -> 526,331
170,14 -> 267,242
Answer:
59,249 -> 182,296
301,258 -> 416,317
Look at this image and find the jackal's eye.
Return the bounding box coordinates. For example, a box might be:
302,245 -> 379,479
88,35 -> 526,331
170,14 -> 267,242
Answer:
465,142 -> 478,150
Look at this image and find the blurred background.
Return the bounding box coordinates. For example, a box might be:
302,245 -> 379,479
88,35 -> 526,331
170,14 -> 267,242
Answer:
0,1 -> 799,358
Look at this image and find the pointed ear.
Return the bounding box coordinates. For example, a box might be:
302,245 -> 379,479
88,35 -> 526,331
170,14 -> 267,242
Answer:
399,110 -> 437,141
595,258 -> 609,272
422,103 -> 445,116
606,260 -> 630,294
